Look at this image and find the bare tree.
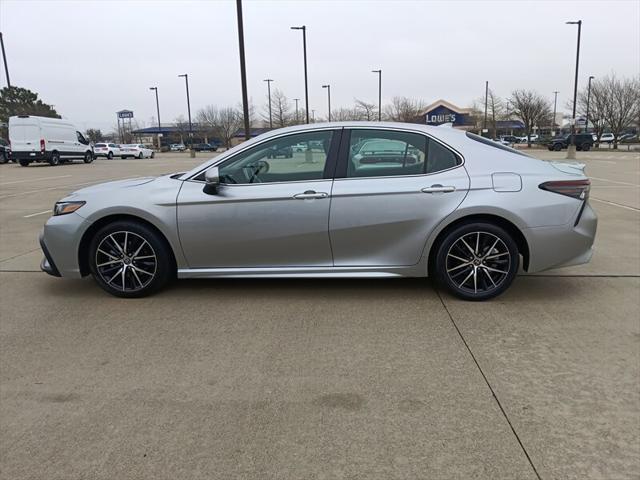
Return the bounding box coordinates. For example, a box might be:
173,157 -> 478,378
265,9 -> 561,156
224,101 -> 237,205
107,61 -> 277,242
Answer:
196,105 -> 242,148
473,89 -> 505,138
354,99 -> 377,121
574,80 -> 608,144
384,96 -> 427,122
262,89 -> 292,128
509,90 -> 552,147
84,128 -> 104,143
174,115 -> 190,144
601,74 -> 640,149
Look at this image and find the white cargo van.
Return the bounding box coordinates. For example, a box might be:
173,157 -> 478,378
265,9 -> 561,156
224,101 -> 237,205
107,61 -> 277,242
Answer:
8,116 -> 94,167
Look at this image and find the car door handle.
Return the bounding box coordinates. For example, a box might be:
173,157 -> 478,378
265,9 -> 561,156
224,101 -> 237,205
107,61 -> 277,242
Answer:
421,185 -> 456,194
293,190 -> 328,200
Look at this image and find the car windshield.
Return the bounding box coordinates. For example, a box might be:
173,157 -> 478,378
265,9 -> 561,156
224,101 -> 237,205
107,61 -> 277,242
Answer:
95,143 -> 106,147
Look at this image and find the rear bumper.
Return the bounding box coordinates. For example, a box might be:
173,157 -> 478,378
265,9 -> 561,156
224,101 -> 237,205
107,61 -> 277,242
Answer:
12,151 -> 47,161
524,202 -> 598,272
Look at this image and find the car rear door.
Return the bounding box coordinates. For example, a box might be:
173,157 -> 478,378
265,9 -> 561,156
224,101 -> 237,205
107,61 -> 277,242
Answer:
329,128 -> 470,266
177,128 -> 341,268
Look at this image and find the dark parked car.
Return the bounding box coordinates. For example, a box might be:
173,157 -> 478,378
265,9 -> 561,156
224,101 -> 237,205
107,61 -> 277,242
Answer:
547,133 -> 594,151
192,143 -> 217,152
0,138 -> 12,163
267,145 -> 293,158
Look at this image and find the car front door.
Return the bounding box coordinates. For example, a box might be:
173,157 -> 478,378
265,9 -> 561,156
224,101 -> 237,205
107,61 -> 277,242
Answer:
329,128 -> 470,266
177,129 -> 341,268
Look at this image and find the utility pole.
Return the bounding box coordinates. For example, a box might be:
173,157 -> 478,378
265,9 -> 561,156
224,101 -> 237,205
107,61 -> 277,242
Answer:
291,26 -> 309,124
372,69 -> 382,121
311,110 -> 315,123
0,32 -> 10,88
178,74 -> 194,156
552,91 -> 559,136
483,80 -> 489,136
236,0 -> 251,140
294,98 -> 300,124
566,20 -> 582,159
322,85 -> 331,122
149,87 -> 161,150
264,79 -> 273,128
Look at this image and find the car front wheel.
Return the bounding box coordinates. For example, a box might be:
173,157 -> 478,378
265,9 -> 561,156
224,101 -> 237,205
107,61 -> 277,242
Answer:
88,221 -> 174,298
433,222 -> 519,301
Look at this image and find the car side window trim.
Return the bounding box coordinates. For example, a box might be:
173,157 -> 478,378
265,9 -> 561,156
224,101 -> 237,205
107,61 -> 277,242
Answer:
187,127 -> 343,184
335,127 -> 463,180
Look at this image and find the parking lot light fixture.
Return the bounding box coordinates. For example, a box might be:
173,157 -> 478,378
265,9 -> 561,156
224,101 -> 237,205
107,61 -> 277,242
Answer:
322,85 -> 331,122
178,74 -> 194,156
263,79 -> 273,129
236,0 -> 251,141
566,20 -> 582,159
291,26 -> 309,124
372,69 -> 382,121
149,87 -> 161,150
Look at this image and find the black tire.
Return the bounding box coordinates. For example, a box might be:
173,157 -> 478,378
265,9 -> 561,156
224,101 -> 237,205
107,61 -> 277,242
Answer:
553,143 -> 562,151
107,151 -> 113,159
19,159 -> 30,167
0,151 -> 7,164
84,151 -> 94,163
433,222 -> 519,301
151,152 -> 155,158
138,152 -> 143,159
88,220 -> 174,298
49,151 -> 60,166
581,144 -> 591,152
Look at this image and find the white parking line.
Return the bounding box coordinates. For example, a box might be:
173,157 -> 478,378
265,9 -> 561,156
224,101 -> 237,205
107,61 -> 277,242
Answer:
590,176 -> 639,187
591,197 -> 640,212
0,176 -> 140,200
23,210 -> 51,218
0,175 -> 72,186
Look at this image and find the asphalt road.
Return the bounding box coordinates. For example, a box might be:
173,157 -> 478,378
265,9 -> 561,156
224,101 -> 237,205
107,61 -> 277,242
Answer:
1,149 -> 638,479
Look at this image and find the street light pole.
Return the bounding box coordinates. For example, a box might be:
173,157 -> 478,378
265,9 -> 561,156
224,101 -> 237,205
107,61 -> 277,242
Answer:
322,85 -> 331,122
263,79 -> 273,129
483,80 -> 489,136
372,69 -> 382,121
236,0 -> 251,141
149,87 -> 161,150
566,20 -> 582,159
0,32 -> 10,88
552,91 -> 559,136
291,26 -> 309,124
586,75 -> 594,134
311,110 -> 315,123
178,74 -> 194,156
294,98 -> 300,124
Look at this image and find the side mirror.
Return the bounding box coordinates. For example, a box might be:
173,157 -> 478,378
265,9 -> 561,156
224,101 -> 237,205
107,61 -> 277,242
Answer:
203,167 -> 220,195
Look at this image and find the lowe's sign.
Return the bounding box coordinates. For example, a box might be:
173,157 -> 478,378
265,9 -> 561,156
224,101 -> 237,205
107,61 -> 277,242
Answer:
424,105 -> 469,126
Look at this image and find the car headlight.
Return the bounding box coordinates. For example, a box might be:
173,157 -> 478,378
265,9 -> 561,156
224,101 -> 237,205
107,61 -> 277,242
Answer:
53,201 -> 86,216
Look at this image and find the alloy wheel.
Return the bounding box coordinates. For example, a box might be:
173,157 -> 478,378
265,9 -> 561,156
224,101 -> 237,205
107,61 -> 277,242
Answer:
445,231 -> 511,295
95,231 -> 157,292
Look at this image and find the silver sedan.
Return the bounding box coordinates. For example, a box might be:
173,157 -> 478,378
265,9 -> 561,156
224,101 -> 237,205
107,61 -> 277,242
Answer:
40,122 -> 597,300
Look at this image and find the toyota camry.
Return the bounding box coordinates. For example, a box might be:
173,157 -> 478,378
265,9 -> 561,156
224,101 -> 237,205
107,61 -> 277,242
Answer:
39,122 -> 597,300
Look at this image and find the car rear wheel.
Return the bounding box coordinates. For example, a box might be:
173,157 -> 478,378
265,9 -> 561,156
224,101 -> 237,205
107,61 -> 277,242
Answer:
151,152 -> 155,158
0,151 -> 7,164
84,151 -> 94,163
138,152 -> 143,159
433,222 -> 519,301
581,144 -> 591,151
49,152 -> 60,166
107,152 -> 113,159
88,221 -> 174,298
553,143 -> 562,151
19,159 -> 30,167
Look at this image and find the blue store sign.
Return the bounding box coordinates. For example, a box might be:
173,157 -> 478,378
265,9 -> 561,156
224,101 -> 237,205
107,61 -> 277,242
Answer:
424,105 -> 469,126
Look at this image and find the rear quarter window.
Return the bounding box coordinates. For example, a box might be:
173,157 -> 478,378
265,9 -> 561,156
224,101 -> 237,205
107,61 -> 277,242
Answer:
465,132 -> 530,157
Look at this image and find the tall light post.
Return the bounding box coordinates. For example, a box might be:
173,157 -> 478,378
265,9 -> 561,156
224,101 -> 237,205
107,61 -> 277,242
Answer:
291,26 -> 309,124
236,0 -> 251,140
0,32 -> 10,87
372,69 -> 382,121
311,110 -> 315,123
322,85 -> 331,122
178,74 -> 194,156
294,98 -> 300,124
566,20 -> 582,159
263,79 -> 273,129
483,80 -> 489,136
552,91 -> 559,136
586,75 -> 594,133
149,87 -> 161,150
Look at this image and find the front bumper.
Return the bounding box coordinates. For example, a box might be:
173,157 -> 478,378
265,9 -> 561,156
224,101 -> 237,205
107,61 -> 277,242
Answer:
524,202 -> 598,273
39,233 -> 61,277
39,213 -> 89,279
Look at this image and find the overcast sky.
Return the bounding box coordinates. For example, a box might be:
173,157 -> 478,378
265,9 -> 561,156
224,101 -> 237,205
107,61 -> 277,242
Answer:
1,0 -> 639,131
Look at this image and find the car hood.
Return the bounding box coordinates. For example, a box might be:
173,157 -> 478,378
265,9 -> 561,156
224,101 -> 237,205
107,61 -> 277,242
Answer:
67,176 -> 158,197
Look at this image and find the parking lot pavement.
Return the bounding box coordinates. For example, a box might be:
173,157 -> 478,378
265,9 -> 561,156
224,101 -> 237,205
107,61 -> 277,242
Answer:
1,150 -> 639,479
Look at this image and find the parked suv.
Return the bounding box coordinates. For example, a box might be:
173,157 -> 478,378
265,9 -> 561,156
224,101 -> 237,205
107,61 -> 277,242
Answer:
0,138 -> 11,163
547,133 -> 594,151
94,143 -> 121,159
598,133 -> 615,144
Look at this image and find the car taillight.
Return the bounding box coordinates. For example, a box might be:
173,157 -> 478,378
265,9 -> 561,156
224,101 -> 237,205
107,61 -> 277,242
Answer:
40,139 -> 45,152
539,179 -> 590,200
